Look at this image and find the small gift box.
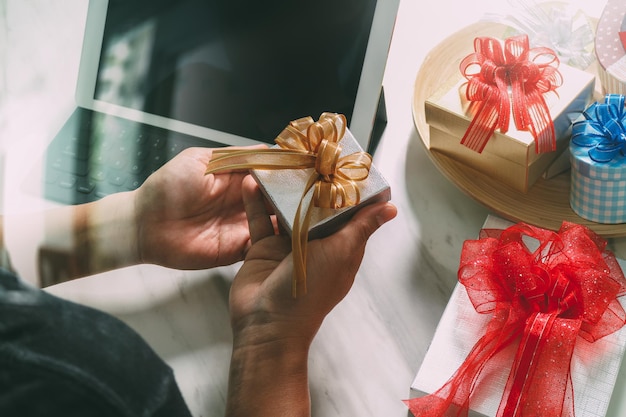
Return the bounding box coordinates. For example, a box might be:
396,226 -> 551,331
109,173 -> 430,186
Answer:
570,95 -> 626,224
595,0 -> 626,95
251,125 -> 391,241
406,215 -> 626,417
205,112 -> 391,296
426,34 -> 595,193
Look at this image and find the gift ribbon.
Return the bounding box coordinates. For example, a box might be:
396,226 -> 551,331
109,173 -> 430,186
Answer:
405,221 -> 626,417
460,34 -> 562,153
483,0 -> 596,70
571,94 -> 626,163
204,112 -> 372,297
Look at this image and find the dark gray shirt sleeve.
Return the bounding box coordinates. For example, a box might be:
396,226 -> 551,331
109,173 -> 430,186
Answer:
0,268 -> 192,417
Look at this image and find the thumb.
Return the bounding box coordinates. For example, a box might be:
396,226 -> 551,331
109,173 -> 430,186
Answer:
304,201 -> 397,302
336,202 -> 397,248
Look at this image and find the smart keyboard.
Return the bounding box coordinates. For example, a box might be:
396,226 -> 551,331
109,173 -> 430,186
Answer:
43,108 -> 221,205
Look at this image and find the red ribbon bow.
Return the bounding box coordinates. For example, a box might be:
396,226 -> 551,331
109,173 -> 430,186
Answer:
405,222 -> 626,417
460,34 -> 562,153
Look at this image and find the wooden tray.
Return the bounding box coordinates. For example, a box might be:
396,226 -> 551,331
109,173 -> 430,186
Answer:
412,21 -> 626,238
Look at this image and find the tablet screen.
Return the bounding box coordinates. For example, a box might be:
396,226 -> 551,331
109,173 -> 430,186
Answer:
94,0 -> 378,144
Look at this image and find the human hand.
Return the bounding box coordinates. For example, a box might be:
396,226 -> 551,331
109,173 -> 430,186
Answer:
225,175 -> 396,417
230,175 -> 397,345
134,146 -> 265,270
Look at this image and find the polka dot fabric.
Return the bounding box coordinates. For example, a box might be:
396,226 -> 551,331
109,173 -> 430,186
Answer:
596,0 -> 626,94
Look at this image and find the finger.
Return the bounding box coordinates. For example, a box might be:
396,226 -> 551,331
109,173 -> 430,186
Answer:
330,202 -> 397,250
242,175 -> 276,243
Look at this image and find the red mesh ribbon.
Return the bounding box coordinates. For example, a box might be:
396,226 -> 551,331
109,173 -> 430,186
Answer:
405,222 -> 626,417
204,113 -> 372,297
460,34 -> 562,153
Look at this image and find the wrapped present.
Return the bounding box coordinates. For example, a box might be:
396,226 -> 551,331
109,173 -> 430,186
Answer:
205,112 -> 391,296
426,34 -> 595,193
483,0 -> 596,70
570,94 -> 626,224
595,0 -> 626,95
406,215 -> 626,417
429,125 -> 559,190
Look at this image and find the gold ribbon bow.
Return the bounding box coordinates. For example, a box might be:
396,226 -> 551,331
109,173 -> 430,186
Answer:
205,112 -> 372,297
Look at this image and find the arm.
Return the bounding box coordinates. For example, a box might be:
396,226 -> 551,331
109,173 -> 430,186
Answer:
225,175 -> 397,417
3,189 -> 140,287
4,147 -> 258,287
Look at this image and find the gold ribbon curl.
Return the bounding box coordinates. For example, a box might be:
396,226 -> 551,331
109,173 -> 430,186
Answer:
204,112 -> 372,297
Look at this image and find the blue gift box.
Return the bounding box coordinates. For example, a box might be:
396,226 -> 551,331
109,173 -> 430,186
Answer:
570,95 -> 626,224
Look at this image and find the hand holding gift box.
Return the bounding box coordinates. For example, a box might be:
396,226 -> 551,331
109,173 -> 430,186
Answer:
205,112 -> 391,297
407,219 -> 626,417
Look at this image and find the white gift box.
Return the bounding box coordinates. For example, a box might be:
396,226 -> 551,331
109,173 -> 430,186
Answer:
409,216 -> 626,417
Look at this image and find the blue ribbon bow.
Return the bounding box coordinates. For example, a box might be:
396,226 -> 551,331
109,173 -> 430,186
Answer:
571,94 -> 626,163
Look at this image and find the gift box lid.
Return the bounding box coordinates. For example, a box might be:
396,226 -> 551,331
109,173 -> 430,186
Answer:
425,62 -> 595,166
252,127 -> 391,240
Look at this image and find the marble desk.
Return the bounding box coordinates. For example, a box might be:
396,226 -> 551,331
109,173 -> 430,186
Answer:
1,0 -> 625,416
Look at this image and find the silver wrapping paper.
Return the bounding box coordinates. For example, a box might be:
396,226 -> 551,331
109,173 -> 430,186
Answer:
252,128 -> 391,240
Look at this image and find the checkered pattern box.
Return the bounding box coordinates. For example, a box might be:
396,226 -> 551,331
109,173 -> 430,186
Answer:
570,142 -> 626,224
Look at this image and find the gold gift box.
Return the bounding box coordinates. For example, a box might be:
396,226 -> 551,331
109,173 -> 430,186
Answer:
425,63 -> 595,193
251,127 -> 391,240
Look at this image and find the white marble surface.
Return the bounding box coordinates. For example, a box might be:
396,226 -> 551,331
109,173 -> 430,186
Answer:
2,0 -> 626,416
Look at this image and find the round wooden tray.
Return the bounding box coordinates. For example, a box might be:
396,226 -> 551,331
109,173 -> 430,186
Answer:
412,21 -> 626,238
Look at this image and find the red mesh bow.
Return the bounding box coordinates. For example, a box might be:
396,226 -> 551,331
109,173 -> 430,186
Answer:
460,34 -> 562,153
405,222 -> 626,417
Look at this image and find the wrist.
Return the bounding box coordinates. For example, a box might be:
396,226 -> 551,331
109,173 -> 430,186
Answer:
227,321 -> 312,417
75,190 -> 140,274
